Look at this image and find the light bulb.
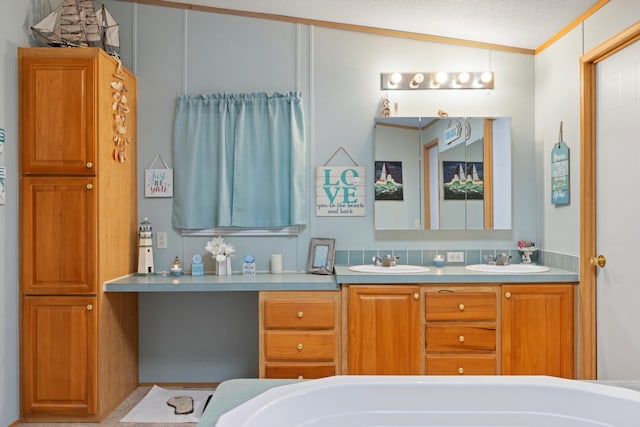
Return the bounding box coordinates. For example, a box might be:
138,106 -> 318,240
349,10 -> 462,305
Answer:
410,73 -> 424,88
457,72 -> 470,84
480,71 -> 493,83
390,72 -> 403,85
435,72 -> 449,84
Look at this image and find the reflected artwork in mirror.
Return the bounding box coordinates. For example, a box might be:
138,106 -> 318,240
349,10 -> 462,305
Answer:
374,116 -> 511,231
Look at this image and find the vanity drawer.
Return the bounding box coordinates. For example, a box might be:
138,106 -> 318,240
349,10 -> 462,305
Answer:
264,331 -> 336,361
426,292 -> 496,322
263,299 -> 336,330
426,324 -> 496,352
264,363 -> 335,379
426,354 -> 497,375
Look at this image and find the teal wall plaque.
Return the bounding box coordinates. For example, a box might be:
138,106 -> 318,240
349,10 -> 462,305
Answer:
551,141 -> 570,205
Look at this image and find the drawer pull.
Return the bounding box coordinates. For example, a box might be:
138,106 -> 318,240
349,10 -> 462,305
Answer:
505,292 -> 512,299
297,311 -> 304,318
458,335 -> 465,343
458,303 -> 465,311
458,367 -> 464,375
297,343 -> 303,351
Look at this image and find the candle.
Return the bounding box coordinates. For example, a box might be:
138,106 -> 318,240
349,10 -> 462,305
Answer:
433,254 -> 445,267
270,254 -> 283,274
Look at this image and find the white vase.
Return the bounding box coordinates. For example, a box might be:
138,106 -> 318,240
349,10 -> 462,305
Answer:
216,257 -> 232,276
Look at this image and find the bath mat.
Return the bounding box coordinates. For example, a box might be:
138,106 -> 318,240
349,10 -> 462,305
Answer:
120,385 -> 214,423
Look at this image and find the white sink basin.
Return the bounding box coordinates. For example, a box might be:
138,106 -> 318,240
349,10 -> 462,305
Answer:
349,265 -> 430,274
465,264 -> 550,273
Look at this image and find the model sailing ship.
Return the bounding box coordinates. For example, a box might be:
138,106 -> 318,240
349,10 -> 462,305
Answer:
31,0 -> 119,56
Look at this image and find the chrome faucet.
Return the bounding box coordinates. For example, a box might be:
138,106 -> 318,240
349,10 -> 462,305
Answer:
495,253 -> 513,266
486,253 -> 512,265
373,254 -> 399,267
382,254 -> 399,267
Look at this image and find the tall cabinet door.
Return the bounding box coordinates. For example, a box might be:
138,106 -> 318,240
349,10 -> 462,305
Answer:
22,296 -> 97,417
21,177 -> 97,295
348,285 -> 421,374
19,54 -> 96,175
501,284 -> 575,378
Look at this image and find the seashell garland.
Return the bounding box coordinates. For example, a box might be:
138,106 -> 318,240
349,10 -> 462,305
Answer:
111,57 -> 130,163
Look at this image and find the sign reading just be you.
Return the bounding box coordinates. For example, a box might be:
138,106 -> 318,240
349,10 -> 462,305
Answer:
316,166 -> 366,216
145,154 -> 173,198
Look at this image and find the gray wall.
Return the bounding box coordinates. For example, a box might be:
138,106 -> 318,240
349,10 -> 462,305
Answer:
536,0 -> 640,254
1,0 -> 639,423
105,0 -> 538,382
0,1 -> 31,423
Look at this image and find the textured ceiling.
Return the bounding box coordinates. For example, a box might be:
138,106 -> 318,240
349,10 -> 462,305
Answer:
166,0 -> 602,50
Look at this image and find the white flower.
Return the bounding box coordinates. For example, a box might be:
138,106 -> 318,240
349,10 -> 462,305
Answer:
205,236 -> 235,259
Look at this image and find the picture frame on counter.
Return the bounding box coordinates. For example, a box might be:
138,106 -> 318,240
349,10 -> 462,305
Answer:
307,237 -> 336,275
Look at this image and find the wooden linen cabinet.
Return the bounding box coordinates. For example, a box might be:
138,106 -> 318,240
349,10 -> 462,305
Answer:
19,47 -> 139,421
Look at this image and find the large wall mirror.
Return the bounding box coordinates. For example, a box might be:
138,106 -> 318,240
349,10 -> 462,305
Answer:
374,116 -> 511,230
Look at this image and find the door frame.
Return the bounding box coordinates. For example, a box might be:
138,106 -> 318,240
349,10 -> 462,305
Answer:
579,21 -> 640,379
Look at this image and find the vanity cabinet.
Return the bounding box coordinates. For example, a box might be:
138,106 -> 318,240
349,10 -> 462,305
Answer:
19,48 -> 138,421
347,285 -> 421,374
501,284 -> 574,378
425,286 -> 498,375
345,282 -> 575,377
259,291 -> 341,379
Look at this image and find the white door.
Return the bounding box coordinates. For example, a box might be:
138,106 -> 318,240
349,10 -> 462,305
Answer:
595,39 -> 640,379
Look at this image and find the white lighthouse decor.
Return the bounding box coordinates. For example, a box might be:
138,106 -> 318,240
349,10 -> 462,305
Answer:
137,217 -> 155,274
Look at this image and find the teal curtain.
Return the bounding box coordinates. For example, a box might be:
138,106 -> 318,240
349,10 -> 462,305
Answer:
172,92 -> 307,229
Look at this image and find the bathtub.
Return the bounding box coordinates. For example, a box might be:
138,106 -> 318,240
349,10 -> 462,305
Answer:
214,375 -> 640,427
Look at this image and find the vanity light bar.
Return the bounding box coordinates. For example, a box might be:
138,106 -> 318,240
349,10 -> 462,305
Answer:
381,71 -> 494,90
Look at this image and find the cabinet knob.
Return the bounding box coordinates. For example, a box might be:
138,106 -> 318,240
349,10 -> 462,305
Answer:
87,304 -> 93,311
505,292 -> 511,299
297,375 -> 304,379
413,292 -> 419,300
297,343 -> 303,351
458,367 -> 464,375
458,335 -> 465,343
86,162 -> 93,169
86,183 -> 93,190
297,311 -> 304,318
458,303 -> 465,311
